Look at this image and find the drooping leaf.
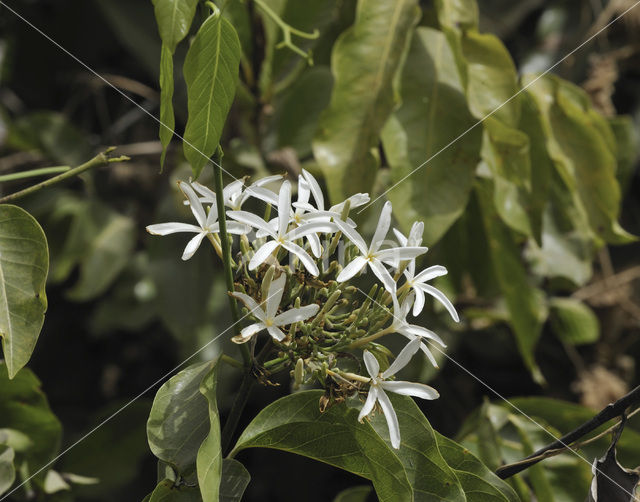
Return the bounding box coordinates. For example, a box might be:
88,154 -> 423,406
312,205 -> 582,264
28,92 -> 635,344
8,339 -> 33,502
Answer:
0,444 -> 15,496
434,0 -> 479,31
381,27 -> 481,245
549,297 -> 599,346
43,470 -> 71,494
196,363 -> 222,502
159,44 -> 176,168
312,0 -> 420,203
475,181 -> 547,383
0,205 -> 48,378
149,478 -> 202,502
220,458 -> 250,502
231,390 -> 413,501
0,363 -> 62,482
333,485 -> 373,502
183,11 -> 242,178
608,115 -> 638,194
525,74 -> 635,245
151,0 -> 198,52
147,361 -> 215,479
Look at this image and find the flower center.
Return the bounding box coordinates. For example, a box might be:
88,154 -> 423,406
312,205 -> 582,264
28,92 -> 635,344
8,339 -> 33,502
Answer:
265,318 -> 274,327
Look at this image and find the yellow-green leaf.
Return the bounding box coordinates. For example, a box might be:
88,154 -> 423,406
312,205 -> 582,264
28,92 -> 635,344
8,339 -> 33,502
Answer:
196,363 -> 222,502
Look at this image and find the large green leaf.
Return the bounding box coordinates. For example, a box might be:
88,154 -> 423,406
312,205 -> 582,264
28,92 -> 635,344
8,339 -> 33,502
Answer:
147,361 -> 215,479
149,478 -> 201,501
475,181 -> 547,383
183,11 -> 241,178
381,27 -> 481,245
0,444 -> 15,496
0,363 -> 62,482
524,74 -> 635,245
151,0 -> 198,52
608,115 -> 638,193
312,0 -> 420,203
549,297 -> 599,346
434,0 -> 479,30
159,44 -> 176,168
219,458 -> 250,502
196,363 -> 221,502
0,205 -> 48,378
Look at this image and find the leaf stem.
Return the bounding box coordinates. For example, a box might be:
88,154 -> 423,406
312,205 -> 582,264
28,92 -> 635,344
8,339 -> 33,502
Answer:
346,327 -> 393,350
0,148 -> 129,204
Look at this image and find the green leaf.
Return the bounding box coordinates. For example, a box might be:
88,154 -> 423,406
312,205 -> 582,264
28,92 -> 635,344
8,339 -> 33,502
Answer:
0,363 -> 62,482
0,205 -> 48,378
434,0 -> 478,30
608,115 -> 638,193
231,390 -> 414,501
313,0 -> 420,202
147,361 -> 215,478
196,363 -> 221,502
549,297 -> 599,346
220,458 -> 250,502
159,44 -> 176,168
43,470 -> 71,494
381,27 -> 481,245
149,478 -> 201,502
475,181 -> 547,383
151,0 -> 198,52
524,74 -> 635,245
0,444 -> 15,496
183,11 -> 242,178
333,485 -> 373,502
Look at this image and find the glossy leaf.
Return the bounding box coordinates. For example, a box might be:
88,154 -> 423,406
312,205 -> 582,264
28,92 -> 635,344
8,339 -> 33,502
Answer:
220,458 -> 250,502
381,27 -> 481,245
149,478 -> 201,502
476,181 -> 547,383
313,0 -> 420,203
183,11 -> 241,178
0,205 -> 48,378
196,363 -> 221,502
147,361 -> 215,478
0,444 -> 15,496
524,74 -> 635,245
151,0 -> 198,52
0,363 -> 62,482
549,297 -> 599,346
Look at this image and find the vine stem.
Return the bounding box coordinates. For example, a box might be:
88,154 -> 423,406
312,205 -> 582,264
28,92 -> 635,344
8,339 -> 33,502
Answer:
0,148 -> 129,204
496,384 -> 640,479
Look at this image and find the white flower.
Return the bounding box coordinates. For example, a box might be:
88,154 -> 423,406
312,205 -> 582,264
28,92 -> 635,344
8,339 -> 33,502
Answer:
389,293 -> 446,368
359,338 -> 439,449
335,201 -> 427,293
231,275 -> 319,343
403,262 -> 459,320
146,181 -> 250,260
190,175 -> 282,210
393,222 -> 424,248
228,180 -> 335,275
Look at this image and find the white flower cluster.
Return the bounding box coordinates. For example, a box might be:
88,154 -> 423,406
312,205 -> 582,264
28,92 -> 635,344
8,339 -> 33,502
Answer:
146,170 -> 459,449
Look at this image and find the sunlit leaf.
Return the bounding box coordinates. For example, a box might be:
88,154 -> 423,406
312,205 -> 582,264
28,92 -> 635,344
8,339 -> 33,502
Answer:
183,11 -> 241,178
381,27 -> 480,245
0,444 -> 15,496
313,0 -> 420,203
0,205 -> 48,378
549,297 -> 599,346
196,363 -> 222,502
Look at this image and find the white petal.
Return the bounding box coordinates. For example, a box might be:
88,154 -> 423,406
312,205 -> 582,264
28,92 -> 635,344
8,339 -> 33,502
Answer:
231,292 -> 266,321
418,284 -> 459,322
331,193 -> 370,213
274,304 -> 320,325
181,232 -> 207,260
336,256 -> 367,283
363,350 -> 380,378
414,265 -> 448,284
408,221 -> 424,246
238,323 -> 265,341
306,233 -> 322,258
286,221 -> 336,240
282,241 -> 319,276
412,287 -> 426,317
146,223 -> 202,235
278,180 -> 292,237
403,324 -> 446,347
222,180 -> 244,203
297,177 -> 311,206
358,386 -> 378,422
302,168 -> 325,210
333,219 -> 369,255
267,325 -> 286,341
205,203 -> 219,228
228,210 -> 276,237
179,182 -> 207,228
380,381 -> 439,400
419,342 -> 438,368
369,259 -> 396,294
191,181 -> 217,204
403,260 -> 416,280
245,186 -> 278,206
253,174 -> 283,187
392,228 -> 408,246
225,221 -> 252,235
382,338 -> 421,378
377,389 -> 401,449
370,201 -> 392,252
249,240 -> 281,271
376,246 -> 428,262
266,275 -> 286,319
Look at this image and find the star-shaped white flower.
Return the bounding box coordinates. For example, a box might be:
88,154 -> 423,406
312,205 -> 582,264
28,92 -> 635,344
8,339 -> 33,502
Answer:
146,181 -> 250,260
335,201 -> 427,293
228,180 -> 335,275
403,262 -> 458,320
190,175 -> 282,210
231,275 -> 319,343
359,338 -> 439,449
389,293 -> 446,368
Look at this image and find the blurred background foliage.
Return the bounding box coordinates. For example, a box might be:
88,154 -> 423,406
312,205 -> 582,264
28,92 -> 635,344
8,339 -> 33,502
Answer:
1,0 -> 640,500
